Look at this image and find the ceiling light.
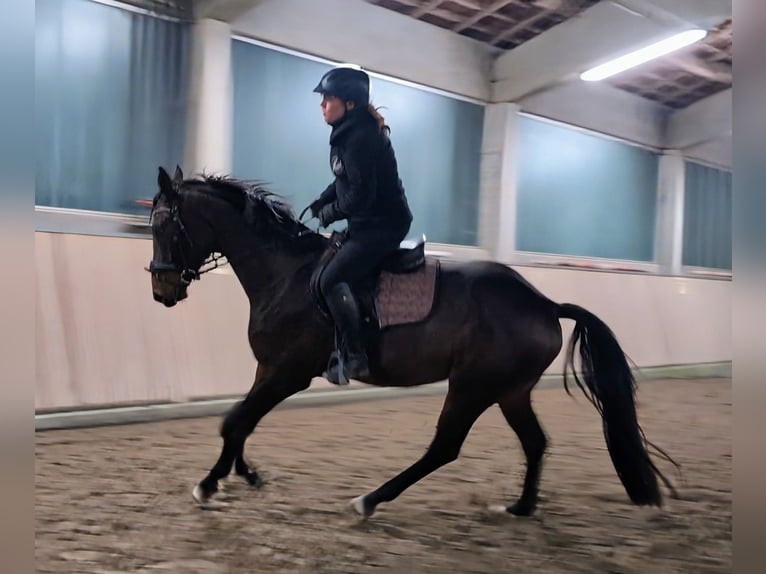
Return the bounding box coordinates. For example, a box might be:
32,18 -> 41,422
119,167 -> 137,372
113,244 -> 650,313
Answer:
580,29 -> 708,81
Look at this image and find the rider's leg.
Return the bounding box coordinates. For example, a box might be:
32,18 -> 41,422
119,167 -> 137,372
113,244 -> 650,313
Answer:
318,227 -> 407,382
319,238 -> 374,382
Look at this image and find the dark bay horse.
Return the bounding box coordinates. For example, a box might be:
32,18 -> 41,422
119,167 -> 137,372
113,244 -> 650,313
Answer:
147,166 -> 676,519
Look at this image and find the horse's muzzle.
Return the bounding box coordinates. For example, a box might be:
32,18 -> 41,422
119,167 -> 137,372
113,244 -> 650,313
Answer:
152,286 -> 187,307
151,269 -> 189,307
152,284 -> 189,307
153,292 -> 177,307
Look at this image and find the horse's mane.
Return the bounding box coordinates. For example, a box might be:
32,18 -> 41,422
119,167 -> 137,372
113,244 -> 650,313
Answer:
183,174 -> 328,253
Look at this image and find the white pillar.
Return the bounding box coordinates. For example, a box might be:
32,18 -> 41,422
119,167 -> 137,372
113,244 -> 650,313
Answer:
478,103 -> 520,264
184,19 -> 233,176
654,150 -> 686,275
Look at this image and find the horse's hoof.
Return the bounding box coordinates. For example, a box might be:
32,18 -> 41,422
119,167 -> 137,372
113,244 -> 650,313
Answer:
235,462 -> 263,487
487,504 -> 510,514
350,494 -> 375,519
506,501 -> 535,517
242,471 -> 264,488
192,484 -> 207,504
192,482 -> 219,507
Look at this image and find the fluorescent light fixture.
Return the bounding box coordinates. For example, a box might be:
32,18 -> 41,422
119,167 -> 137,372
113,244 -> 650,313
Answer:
580,29 -> 708,81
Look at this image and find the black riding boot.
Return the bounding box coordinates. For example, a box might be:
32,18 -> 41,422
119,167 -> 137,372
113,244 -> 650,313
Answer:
323,282 -> 370,384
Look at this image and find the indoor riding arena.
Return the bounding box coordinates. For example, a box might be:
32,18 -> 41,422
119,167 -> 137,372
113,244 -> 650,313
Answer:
35,1 -> 732,573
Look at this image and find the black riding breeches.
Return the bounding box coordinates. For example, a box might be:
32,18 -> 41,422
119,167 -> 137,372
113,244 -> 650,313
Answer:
319,226 -> 409,298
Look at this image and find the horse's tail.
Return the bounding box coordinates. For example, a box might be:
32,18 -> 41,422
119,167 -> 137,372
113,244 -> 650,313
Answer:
557,303 -> 679,506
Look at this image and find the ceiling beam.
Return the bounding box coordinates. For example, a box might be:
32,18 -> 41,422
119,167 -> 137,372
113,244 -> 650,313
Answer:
664,87 -> 731,149
194,0 -> 267,22
684,133 -> 731,169
518,80 -> 669,149
609,0 -> 732,29
411,0 -> 446,19
664,53 -> 732,84
450,0 -> 488,10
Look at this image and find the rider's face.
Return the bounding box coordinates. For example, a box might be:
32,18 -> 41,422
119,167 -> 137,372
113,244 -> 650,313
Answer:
321,95 -> 351,124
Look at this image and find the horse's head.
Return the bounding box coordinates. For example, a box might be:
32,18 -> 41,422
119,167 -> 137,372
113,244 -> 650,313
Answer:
148,167 -> 327,307
147,166 -> 216,307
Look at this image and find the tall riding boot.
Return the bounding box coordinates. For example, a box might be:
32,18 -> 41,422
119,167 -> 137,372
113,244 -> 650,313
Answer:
324,282 -> 370,383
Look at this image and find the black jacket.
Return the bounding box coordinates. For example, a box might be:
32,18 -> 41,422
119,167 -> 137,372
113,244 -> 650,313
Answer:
317,107 -> 412,235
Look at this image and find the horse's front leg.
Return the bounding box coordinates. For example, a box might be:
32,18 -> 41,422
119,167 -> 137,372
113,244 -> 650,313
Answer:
192,363 -> 312,505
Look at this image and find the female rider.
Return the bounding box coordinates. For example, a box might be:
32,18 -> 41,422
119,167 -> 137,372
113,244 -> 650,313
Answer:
308,66 -> 413,383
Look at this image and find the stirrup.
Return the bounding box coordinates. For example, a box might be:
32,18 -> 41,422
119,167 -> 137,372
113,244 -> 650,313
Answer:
323,350 -> 350,386
324,328 -> 350,386
324,353 -> 369,385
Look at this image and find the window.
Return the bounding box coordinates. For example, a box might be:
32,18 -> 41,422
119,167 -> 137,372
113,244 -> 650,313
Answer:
682,161 -> 732,270
35,0 -> 189,215
516,115 -> 659,262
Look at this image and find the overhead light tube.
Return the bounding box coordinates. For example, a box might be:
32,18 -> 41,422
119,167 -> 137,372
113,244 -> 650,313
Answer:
580,29 -> 708,81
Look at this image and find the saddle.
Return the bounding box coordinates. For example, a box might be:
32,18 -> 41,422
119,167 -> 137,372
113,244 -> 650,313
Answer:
309,231 -> 440,382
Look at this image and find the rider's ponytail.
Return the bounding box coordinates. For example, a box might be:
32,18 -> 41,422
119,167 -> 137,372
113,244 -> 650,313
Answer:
368,103 -> 390,135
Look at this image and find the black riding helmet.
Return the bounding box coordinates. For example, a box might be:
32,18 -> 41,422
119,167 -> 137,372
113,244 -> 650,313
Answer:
313,67 -> 370,106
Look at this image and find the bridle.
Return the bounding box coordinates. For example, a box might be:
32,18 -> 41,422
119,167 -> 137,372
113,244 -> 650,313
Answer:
146,191 -> 227,286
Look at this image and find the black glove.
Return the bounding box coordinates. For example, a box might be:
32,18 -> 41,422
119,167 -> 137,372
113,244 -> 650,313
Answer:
308,197 -> 325,219
317,203 -> 341,228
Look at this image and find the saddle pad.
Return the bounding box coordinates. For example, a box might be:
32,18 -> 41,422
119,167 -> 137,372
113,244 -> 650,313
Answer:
376,257 -> 439,328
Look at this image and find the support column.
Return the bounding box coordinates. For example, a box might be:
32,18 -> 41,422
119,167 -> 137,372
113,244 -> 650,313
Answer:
184,19 -> 233,175
654,150 -> 686,275
478,103 -> 520,264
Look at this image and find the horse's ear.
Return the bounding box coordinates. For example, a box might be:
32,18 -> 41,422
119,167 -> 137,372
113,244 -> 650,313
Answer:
174,165 -> 184,184
158,166 -> 178,199
158,166 -> 172,193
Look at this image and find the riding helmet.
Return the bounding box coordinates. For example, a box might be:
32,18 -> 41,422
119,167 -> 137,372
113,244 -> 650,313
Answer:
313,67 -> 370,106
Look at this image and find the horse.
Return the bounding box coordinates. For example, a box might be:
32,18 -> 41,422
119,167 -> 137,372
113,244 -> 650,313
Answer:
147,165 -> 677,519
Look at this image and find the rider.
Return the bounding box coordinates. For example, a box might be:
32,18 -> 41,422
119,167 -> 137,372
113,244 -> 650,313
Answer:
308,66 -> 413,382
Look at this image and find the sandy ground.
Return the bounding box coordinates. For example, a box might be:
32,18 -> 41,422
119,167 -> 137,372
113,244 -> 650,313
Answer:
35,378 -> 731,574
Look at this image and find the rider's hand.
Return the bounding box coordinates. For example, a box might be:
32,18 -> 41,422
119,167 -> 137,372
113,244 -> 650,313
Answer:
308,197 -> 325,219
317,203 -> 339,228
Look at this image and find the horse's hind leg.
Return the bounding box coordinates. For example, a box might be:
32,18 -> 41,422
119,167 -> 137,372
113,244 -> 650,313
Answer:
350,386 -> 493,518
495,388 -> 547,516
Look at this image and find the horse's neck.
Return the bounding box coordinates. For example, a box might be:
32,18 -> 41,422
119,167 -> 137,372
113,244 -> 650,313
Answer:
215,219 -> 317,308
194,189 -> 323,316
229,248 -> 304,303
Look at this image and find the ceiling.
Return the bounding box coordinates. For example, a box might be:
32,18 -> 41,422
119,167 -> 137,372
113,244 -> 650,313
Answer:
370,0 -> 600,51
607,17 -> 731,109
364,0 -> 732,109
119,0 -> 194,18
